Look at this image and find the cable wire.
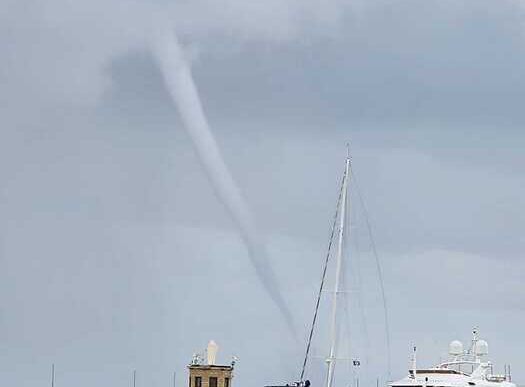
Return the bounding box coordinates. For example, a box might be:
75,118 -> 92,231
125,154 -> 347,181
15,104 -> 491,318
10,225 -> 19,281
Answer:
299,169 -> 346,382
353,173 -> 392,380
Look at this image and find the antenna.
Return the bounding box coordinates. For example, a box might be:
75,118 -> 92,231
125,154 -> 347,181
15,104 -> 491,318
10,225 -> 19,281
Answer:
470,327 -> 479,355
51,364 -> 55,387
411,346 -> 417,380
133,369 -> 136,387
173,371 -> 177,387
505,365 -> 512,382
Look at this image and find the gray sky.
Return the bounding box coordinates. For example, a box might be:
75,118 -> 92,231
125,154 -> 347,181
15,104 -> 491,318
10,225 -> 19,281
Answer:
1,0 -> 525,386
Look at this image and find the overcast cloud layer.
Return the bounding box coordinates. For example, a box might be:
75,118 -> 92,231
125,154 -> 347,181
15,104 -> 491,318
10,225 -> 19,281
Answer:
1,1 -> 525,387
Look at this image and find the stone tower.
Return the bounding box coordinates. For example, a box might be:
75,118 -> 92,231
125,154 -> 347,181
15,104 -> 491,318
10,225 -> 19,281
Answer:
188,341 -> 234,387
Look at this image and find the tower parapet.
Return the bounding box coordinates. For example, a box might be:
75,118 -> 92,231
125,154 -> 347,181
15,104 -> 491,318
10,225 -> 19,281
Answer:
188,341 -> 234,387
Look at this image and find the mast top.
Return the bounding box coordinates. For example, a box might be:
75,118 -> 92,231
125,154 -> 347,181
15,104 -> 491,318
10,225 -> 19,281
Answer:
345,142 -> 353,167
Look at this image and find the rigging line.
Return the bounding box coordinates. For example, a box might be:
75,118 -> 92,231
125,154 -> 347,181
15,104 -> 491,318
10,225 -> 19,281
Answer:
352,172 -> 392,380
299,167 -> 346,382
348,188 -> 371,369
339,218 -> 352,375
340,247 -> 356,383
340,185 -> 370,386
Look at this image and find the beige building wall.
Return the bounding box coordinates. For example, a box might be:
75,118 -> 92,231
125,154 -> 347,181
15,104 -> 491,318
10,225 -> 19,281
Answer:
188,365 -> 233,387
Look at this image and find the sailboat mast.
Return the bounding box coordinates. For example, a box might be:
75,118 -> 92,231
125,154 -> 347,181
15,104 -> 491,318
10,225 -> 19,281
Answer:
326,156 -> 351,387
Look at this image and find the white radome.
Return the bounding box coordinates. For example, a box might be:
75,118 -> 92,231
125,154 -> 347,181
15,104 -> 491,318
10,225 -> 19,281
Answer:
475,339 -> 489,356
449,340 -> 464,356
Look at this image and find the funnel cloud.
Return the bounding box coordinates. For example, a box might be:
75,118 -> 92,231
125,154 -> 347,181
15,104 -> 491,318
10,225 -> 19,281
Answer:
151,25 -> 295,332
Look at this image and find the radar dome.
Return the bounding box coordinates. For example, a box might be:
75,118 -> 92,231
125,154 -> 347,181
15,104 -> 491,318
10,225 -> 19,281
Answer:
475,340 -> 488,356
449,340 -> 464,356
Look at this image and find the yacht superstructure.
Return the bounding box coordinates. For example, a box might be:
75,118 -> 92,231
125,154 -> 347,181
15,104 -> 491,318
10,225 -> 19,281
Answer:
390,329 -> 515,387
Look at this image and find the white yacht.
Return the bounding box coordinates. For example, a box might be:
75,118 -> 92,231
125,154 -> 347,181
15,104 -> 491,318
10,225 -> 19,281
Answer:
390,328 -> 516,387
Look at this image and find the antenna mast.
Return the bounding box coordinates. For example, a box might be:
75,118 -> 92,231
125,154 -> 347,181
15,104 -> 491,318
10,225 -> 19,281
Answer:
326,155 -> 351,387
412,347 -> 417,380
